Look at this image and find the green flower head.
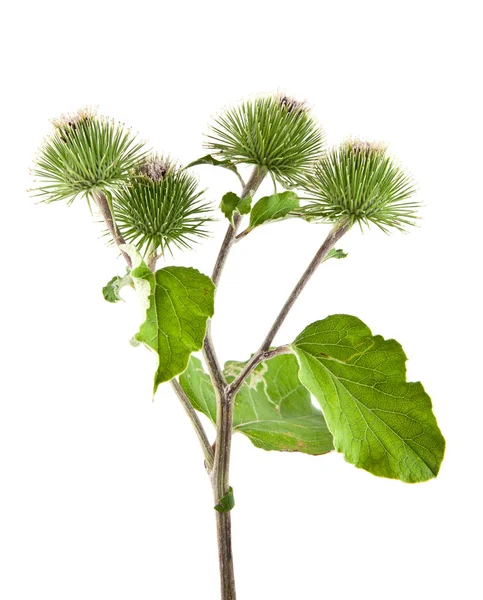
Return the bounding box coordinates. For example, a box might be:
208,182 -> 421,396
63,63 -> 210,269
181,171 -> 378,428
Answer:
300,140 -> 418,232
31,107 -> 147,204
205,94 -> 324,184
112,155 -> 212,256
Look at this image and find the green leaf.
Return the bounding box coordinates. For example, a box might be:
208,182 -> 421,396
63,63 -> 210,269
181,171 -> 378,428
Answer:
291,315 -> 445,482
248,191 -> 299,231
102,272 -> 132,303
179,355 -> 333,455
185,154 -> 241,178
220,192 -> 252,225
324,248 -> 347,261
214,487 -> 235,512
125,247 -> 215,394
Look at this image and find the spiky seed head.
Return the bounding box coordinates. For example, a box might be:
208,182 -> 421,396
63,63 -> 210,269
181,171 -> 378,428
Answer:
299,139 -> 419,232
30,107 -> 147,204
205,94 -> 324,184
113,156 -> 212,256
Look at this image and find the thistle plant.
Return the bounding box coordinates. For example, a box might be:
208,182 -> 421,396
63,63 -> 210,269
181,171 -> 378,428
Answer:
31,94 -> 445,600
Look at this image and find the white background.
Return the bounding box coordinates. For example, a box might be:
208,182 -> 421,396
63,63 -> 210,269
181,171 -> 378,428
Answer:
1,1 -> 482,598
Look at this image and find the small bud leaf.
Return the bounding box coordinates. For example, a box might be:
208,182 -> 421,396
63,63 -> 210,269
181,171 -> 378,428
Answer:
220,192 -> 252,225
186,154 -> 241,179
102,272 -> 133,303
214,487 -> 235,513
324,248 -> 348,262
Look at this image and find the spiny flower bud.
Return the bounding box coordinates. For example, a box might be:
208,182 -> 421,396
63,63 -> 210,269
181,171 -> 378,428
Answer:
205,94 -> 324,184
113,155 -> 212,256
31,108 -> 147,204
299,139 -> 418,232
277,94 -> 307,116
135,155 -> 172,182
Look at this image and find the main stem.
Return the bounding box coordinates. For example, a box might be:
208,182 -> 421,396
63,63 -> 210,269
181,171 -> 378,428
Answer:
206,166 -> 267,600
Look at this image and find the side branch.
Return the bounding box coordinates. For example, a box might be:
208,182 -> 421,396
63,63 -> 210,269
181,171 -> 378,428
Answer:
259,218 -> 351,352
171,379 -> 214,470
228,218 -> 351,394
95,191 -> 132,268
226,345 -> 291,398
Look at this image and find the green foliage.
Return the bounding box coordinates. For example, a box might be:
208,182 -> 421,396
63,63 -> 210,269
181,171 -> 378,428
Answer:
102,272 -> 132,303
31,108 -> 146,204
291,314 -> 445,482
186,154 -> 241,179
124,247 -> 215,394
220,192 -> 252,225
248,191 -> 299,231
214,487 -> 235,513
179,355 -> 334,455
299,140 -> 418,232
205,95 -> 324,184
113,155 -> 212,256
324,248 -> 348,261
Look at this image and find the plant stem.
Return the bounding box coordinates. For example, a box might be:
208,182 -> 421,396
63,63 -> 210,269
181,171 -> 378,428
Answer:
211,165 -> 268,287
215,511 -> 236,600
227,218 -> 351,395
205,165 -> 267,600
260,218 -> 351,350
94,191 -> 132,268
170,379 -> 214,470
146,240 -> 158,271
226,345 -> 291,399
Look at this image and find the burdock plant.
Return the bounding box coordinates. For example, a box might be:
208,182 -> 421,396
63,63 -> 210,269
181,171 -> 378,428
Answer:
31,96 -> 445,599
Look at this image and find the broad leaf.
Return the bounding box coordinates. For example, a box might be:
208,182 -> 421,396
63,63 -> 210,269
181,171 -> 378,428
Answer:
291,314 -> 445,482
179,355 -> 333,455
124,247 -> 215,394
220,191 -> 252,225
248,191 -> 299,230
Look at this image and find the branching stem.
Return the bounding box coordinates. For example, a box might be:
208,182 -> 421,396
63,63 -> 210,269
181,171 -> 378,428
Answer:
170,379 -> 214,470
204,165 -> 267,600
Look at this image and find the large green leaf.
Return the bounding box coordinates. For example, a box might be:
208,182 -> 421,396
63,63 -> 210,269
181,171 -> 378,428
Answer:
291,314 -> 445,482
124,247 -> 215,394
179,355 -> 333,455
248,191 -> 299,230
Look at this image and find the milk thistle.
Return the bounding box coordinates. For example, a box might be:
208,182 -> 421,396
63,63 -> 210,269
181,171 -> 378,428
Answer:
31,94 -> 445,600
